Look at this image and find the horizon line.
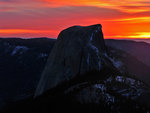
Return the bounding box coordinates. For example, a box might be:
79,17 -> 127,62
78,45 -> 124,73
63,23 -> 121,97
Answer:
1,37 -> 150,40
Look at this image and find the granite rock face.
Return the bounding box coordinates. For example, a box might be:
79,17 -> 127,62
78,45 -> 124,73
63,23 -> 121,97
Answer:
35,24 -> 111,96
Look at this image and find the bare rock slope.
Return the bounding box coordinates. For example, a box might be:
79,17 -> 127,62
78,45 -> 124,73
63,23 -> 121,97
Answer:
35,24 -> 112,96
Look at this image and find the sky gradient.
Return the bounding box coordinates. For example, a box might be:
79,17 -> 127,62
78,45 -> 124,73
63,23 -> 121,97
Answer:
0,0 -> 150,39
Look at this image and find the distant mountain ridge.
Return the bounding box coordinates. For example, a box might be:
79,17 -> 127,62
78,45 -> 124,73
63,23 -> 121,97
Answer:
125,39 -> 150,44
0,38 -> 56,109
106,39 -> 150,67
106,39 -> 150,86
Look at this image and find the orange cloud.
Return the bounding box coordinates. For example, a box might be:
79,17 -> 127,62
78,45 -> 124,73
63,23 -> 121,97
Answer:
127,32 -> 150,38
108,32 -> 150,39
41,0 -> 150,13
1,0 -> 150,39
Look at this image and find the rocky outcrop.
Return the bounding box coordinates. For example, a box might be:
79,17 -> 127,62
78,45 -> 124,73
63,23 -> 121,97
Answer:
35,24 -> 111,97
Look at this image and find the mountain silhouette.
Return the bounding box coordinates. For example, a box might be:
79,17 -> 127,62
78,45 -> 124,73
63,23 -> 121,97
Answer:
1,25 -> 150,113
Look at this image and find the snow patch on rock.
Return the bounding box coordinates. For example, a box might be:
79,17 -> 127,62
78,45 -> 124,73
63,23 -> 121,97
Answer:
89,44 -> 101,69
87,53 -> 90,65
76,83 -> 115,104
90,32 -> 94,41
38,53 -> 48,58
11,46 -> 28,56
115,76 -> 124,82
94,84 -> 106,92
105,54 -> 122,69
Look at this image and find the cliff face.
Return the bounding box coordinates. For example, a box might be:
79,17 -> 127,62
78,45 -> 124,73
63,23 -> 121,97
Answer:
35,24 -> 111,97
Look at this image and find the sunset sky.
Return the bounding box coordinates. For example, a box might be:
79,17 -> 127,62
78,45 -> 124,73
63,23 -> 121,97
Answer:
0,0 -> 150,39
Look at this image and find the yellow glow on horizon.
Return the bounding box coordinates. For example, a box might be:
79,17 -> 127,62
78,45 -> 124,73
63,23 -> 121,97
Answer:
128,32 -> 150,38
112,17 -> 150,23
106,32 -> 150,39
